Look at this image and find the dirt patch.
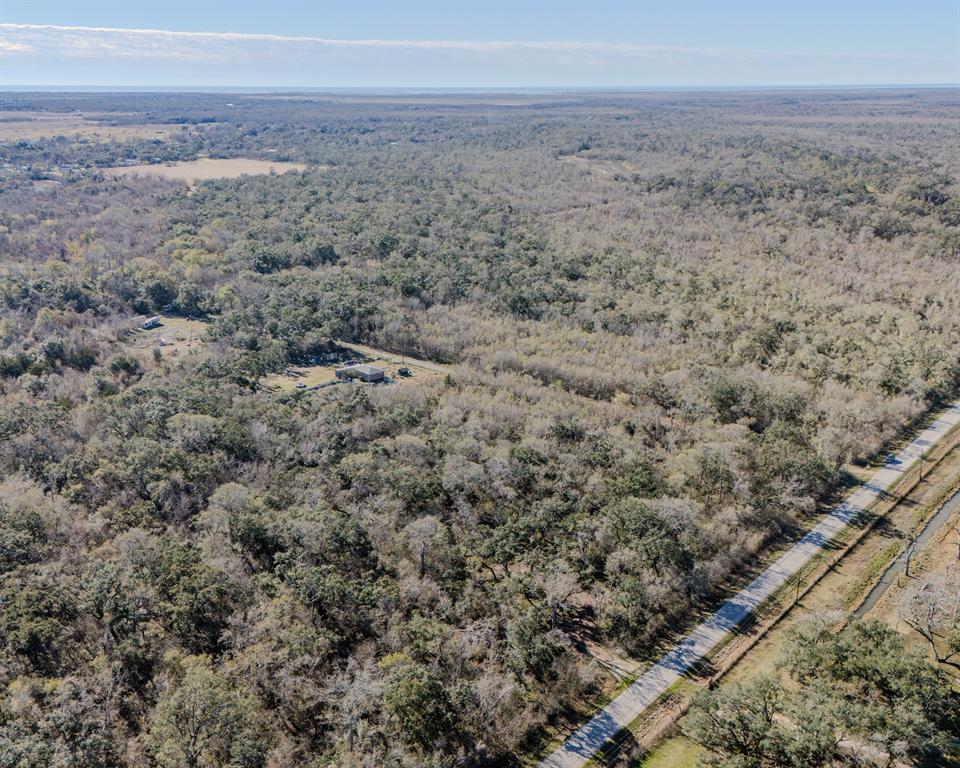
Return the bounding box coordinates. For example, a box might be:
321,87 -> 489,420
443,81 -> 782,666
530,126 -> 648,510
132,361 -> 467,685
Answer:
104,158 -> 308,182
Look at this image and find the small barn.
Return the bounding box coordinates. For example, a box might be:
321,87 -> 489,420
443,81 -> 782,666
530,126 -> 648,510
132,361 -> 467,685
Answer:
335,363 -> 385,383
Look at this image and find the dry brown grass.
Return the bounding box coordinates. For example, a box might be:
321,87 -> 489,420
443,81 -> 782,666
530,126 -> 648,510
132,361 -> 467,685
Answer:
104,158 -> 309,182
123,315 -> 209,362
0,111 -> 183,141
262,365 -> 338,392
262,343 -> 443,393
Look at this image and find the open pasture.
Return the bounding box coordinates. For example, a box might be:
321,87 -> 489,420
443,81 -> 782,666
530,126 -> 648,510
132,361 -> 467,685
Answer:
0,111 -> 185,141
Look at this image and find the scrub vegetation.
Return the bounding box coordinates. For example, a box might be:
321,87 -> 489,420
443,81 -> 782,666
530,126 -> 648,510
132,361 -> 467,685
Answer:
0,88 -> 958,767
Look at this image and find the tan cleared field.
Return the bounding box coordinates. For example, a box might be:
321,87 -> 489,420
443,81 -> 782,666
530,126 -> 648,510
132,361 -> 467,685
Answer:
104,158 -> 309,182
262,342 -> 445,393
123,315 -> 209,361
0,111 -> 184,141
262,365 -> 339,392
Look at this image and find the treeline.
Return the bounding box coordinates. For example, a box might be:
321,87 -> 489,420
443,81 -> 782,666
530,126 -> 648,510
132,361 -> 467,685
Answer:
0,89 -> 959,767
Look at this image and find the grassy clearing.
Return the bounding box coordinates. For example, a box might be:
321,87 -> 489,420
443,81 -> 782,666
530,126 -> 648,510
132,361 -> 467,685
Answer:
338,341 -> 448,373
262,343 -> 444,393
104,158 -> 308,182
123,315 -> 209,361
262,365 -> 339,391
0,111 -> 183,141
635,736 -> 703,768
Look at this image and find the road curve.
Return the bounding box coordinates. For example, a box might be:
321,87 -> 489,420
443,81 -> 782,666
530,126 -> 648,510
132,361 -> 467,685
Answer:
540,401 -> 960,768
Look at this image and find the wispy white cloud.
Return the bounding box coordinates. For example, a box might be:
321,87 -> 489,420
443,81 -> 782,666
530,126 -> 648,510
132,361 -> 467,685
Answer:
0,37 -> 34,55
0,22 -> 949,63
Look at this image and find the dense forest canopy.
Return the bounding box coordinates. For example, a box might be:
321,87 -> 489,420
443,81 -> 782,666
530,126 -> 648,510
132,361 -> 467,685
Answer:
0,88 -> 959,767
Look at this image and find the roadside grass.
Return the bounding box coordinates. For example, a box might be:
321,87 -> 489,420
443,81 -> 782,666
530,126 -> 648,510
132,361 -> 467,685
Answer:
671,410 -> 944,649
841,541 -> 902,609
523,657 -> 701,765
751,417 -> 960,620
634,736 -> 702,768
909,478 -> 960,532
840,474 -> 960,613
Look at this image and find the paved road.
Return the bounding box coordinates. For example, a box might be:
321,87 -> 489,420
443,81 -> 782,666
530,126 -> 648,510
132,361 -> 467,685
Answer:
540,401 -> 960,768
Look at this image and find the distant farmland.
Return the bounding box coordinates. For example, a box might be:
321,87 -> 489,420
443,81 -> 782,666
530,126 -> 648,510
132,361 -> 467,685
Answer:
0,111 -> 185,141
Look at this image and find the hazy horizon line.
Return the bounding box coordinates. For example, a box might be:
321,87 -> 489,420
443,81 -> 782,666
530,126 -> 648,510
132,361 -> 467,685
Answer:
3,83 -> 958,93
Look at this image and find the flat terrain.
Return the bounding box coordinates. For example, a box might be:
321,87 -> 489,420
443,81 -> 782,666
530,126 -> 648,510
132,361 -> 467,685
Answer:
869,483 -> 960,632
261,342 -> 444,393
3,87 -> 959,768
636,737 -> 703,768
338,341 -> 448,374
123,315 -> 209,361
104,158 -> 308,182
0,111 -> 184,141
262,365 -> 339,392
244,93 -> 586,106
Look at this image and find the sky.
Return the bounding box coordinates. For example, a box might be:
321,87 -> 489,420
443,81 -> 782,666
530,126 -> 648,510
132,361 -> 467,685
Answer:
1,0 -> 958,89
